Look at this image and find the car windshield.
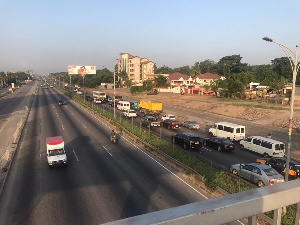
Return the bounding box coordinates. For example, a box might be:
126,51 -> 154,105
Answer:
169,115 -> 175,119
275,144 -> 285,150
263,167 -> 278,176
49,148 -> 65,156
221,139 -> 232,144
190,137 -> 200,142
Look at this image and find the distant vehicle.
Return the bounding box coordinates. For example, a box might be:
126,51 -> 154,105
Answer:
141,115 -> 161,128
181,120 -> 201,129
230,163 -> 284,187
203,137 -> 235,152
144,113 -> 159,120
161,119 -> 180,130
256,157 -> 300,179
161,114 -> 176,121
130,101 -> 139,110
115,95 -> 123,102
123,109 -> 137,118
100,97 -> 107,103
139,100 -> 162,114
209,122 -> 245,141
85,95 -> 93,101
240,136 -> 285,157
50,85 -> 53,88
107,98 -> 113,103
117,101 -> 130,111
93,91 -> 106,98
58,100 -> 65,106
172,133 -> 202,150
46,136 -> 67,168
147,89 -> 158,95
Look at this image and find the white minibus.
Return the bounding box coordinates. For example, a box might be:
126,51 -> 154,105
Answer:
117,101 -> 130,111
240,136 -> 285,157
208,122 -> 245,141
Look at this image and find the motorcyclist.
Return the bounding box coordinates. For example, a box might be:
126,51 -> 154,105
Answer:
111,129 -> 116,141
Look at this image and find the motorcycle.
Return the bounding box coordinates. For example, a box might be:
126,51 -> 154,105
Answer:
110,134 -> 116,144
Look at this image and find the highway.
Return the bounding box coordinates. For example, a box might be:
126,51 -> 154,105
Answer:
0,83 -> 214,225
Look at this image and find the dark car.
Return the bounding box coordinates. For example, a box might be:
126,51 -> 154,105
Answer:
85,95 -> 93,101
203,137 -> 235,152
144,113 -> 159,120
100,97 -> 107,103
161,119 -> 180,130
58,100 -> 65,106
172,133 -> 202,150
257,157 -> 300,179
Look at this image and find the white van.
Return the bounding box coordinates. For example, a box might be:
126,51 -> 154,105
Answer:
240,136 -> 285,157
117,101 -> 130,111
209,122 -> 245,141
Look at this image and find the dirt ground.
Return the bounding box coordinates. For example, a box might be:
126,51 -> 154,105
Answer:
101,88 -> 300,130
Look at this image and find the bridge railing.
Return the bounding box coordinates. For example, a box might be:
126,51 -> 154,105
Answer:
103,179 -> 300,225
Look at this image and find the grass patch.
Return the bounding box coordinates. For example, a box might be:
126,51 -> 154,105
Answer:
217,98 -> 240,102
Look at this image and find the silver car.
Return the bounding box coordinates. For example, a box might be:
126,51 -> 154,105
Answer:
230,163 -> 284,187
181,120 -> 201,129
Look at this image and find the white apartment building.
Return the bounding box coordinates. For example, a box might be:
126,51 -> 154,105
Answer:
117,53 -> 155,82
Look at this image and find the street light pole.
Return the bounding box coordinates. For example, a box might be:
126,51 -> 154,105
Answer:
263,37 -> 300,182
114,70 -> 116,119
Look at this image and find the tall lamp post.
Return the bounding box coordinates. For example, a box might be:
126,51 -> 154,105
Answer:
263,37 -> 300,182
113,70 -> 116,119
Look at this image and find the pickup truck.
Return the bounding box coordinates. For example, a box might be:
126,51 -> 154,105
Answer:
141,115 -> 161,128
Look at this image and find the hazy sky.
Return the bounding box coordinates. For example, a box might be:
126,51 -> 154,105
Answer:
0,0 -> 299,75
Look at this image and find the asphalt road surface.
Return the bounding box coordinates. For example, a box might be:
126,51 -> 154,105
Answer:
0,83 -> 216,225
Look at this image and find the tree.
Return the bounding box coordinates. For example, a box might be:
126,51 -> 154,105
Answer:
271,57 -> 293,81
118,71 -> 128,86
155,65 -> 174,74
143,80 -> 153,91
124,79 -> 132,88
227,79 -> 244,97
174,65 -> 191,76
217,55 -> 248,77
154,75 -> 168,87
197,59 -> 217,74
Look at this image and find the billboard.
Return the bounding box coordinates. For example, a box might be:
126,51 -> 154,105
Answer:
68,65 -> 96,75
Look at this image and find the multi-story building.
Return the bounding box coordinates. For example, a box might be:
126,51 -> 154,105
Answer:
194,73 -> 225,86
117,53 -> 155,82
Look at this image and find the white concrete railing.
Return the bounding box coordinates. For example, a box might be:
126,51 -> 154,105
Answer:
103,179 -> 300,225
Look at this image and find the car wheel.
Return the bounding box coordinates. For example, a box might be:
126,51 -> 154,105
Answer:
217,146 -> 221,152
232,169 -> 238,175
240,145 -> 245,150
258,180 -> 265,187
183,143 -> 188,149
209,132 -> 213,137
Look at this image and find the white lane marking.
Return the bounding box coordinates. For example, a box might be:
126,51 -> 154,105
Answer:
73,149 -> 79,161
103,145 -> 112,156
123,136 -> 209,200
62,125 -> 64,130
82,123 -> 87,129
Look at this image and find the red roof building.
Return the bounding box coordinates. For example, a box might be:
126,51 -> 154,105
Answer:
195,73 -> 225,86
168,73 -> 194,87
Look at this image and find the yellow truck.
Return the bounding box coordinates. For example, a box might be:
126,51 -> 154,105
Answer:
139,100 -> 163,114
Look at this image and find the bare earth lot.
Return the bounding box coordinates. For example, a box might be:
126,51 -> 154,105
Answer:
103,88 -> 300,130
